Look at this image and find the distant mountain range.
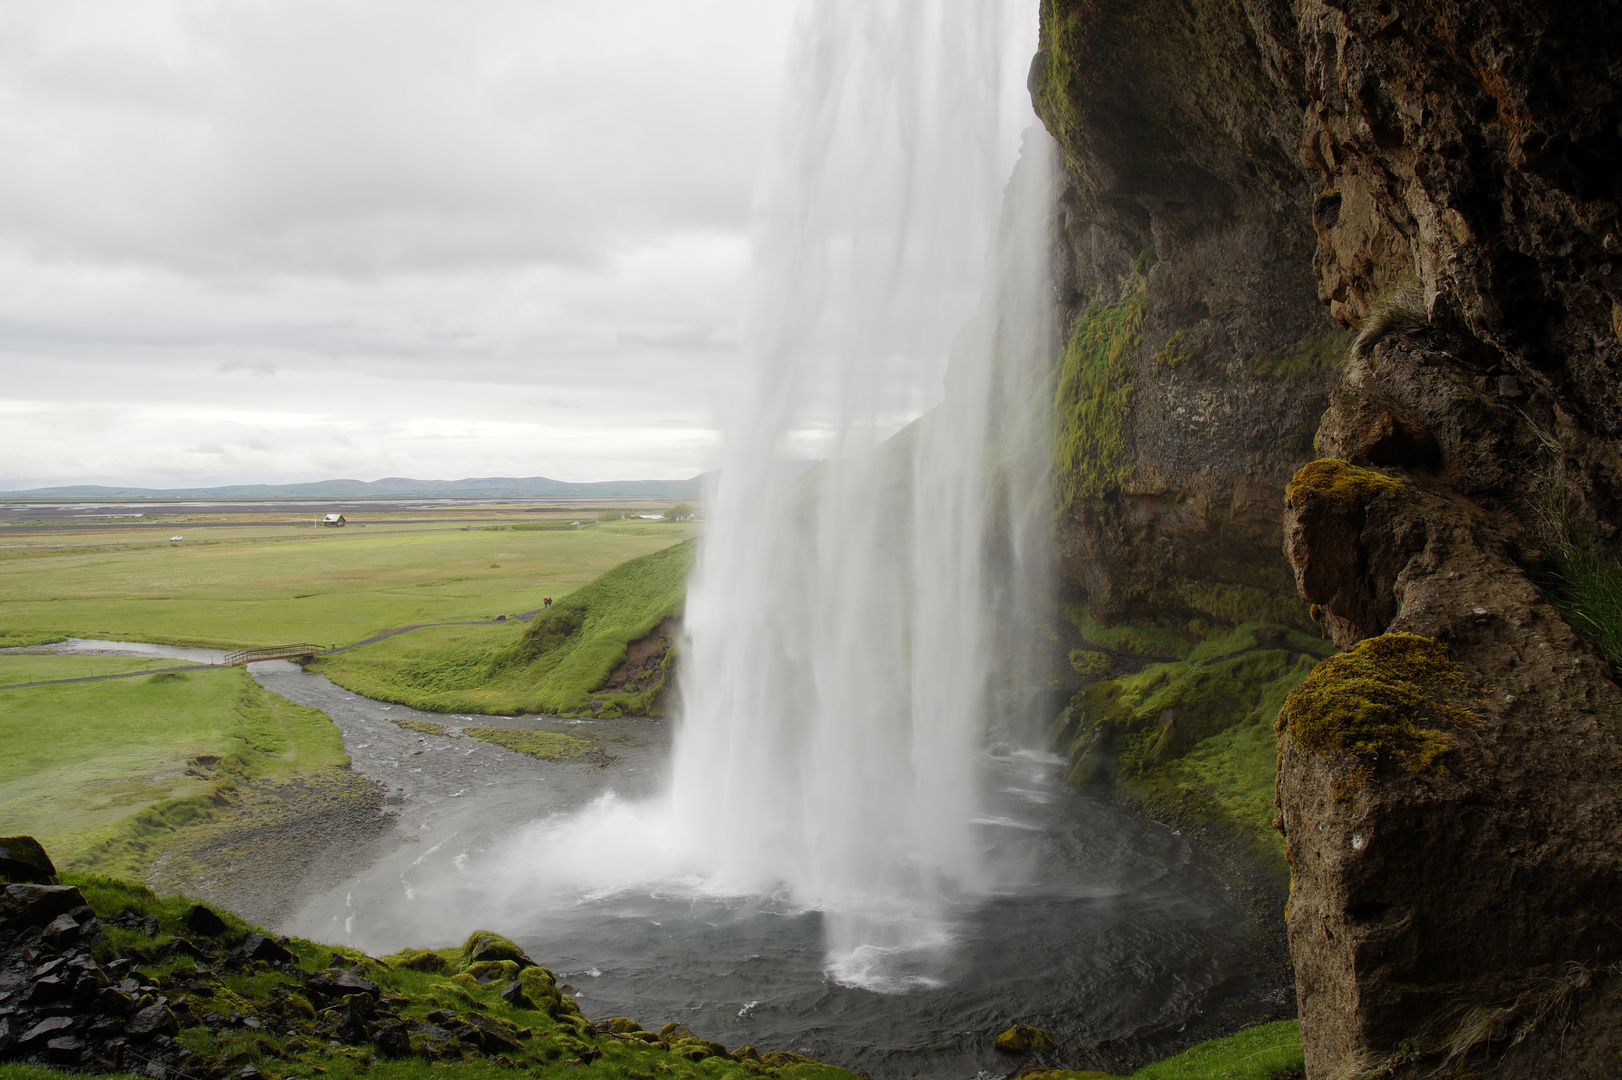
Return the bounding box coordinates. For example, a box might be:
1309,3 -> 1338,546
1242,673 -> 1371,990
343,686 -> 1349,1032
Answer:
0,475 -> 706,500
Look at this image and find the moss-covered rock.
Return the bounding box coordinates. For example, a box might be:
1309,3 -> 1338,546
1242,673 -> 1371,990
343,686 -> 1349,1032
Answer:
994,1024 -> 1057,1052
1053,292 -> 1144,507
1283,458 -> 1405,510
1276,632 -> 1481,778
0,835 -> 57,884
2,867 -> 859,1080
383,946 -> 452,973
461,929 -> 534,967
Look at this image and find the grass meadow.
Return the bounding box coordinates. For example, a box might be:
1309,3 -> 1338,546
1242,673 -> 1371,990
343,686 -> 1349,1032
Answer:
314,539 -> 693,716
0,519 -> 693,874
0,661 -> 346,875
0,519 -> 693,649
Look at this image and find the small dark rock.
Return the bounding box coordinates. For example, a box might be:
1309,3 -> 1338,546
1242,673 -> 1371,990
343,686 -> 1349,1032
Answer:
5,884 -> 87,926
43,913 -> 83,942
141,916 -> 159,937
499,980 -> 534,1009
374,1019 -> 411,1058
241,933 -> 294,965
21,1015 -> 74,1044
47,1033 -> 86,1061
163,938 -> 209,960
128,1004 -> 179,1039
0,836 -> 58,884
305,970 -> 380,999
184,905 -> 227,937
235,1067 -> 262,1080
28,975 -> 69,1002
461,1011 -> 522,1053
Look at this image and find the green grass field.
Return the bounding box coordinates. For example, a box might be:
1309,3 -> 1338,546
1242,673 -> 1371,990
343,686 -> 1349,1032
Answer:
315,539 -> 693,716
0,654 -> 205,686
0,658 -> 347,875
0,520 -> 693,650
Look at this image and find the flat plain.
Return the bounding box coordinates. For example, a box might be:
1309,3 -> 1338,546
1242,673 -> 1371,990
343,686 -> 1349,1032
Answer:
0,518 -> 693,649
0,511 -> 694,879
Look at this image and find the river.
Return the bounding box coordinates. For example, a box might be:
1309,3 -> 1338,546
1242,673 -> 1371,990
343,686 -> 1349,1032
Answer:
20,640 -> 1288,1078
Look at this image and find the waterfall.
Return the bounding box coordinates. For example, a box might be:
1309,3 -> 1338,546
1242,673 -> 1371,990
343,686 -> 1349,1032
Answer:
673,0 -> 1053,990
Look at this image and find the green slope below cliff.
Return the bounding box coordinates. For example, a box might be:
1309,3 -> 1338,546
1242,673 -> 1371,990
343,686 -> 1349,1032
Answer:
313,540 -> 692,717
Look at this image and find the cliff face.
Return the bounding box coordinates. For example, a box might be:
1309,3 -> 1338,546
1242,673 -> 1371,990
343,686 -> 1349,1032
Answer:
1033,0 -> 1338,632
1034,2 -> 1622,1076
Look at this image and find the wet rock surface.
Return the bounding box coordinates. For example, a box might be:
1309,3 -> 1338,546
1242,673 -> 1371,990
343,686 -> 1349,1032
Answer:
1036,0 -> 1622,1075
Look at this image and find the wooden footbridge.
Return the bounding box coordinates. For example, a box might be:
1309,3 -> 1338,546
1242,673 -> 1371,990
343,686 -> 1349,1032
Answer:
223,643 -> 324,666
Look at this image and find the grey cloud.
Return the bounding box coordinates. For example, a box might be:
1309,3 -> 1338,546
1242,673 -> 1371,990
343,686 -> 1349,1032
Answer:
0,0 -> 782,486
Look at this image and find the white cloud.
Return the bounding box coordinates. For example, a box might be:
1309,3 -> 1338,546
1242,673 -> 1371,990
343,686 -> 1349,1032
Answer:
0,0 -> 795,487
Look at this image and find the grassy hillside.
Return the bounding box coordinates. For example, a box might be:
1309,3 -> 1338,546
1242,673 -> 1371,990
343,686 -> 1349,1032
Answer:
313,539 -> 693,717
0,660 -> 347,876
1053,618 -> 1333,877
0,521 -> 692,649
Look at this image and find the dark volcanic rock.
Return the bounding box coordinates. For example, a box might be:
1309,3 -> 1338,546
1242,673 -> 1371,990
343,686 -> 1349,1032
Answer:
0,837 -> 57,885
183,904 -> 228,937
240,933 -> 293,965
304,970 -> 379,999
4,885 -> 87,927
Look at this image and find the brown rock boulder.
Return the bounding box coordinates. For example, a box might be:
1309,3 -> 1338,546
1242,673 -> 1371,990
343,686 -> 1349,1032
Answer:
1278,465 -> 1622,1078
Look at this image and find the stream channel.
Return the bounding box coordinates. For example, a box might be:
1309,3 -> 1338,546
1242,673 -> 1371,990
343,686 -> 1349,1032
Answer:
39,640 -> 1289,1078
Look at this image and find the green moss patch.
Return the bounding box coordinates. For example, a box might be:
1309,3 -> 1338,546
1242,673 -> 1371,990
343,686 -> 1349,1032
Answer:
1284,459 -> 1404,510
1245,333 -> 1348,379
1053,293 -> 1144,508
1277,632 -> 1482,776
1055,623 -> 1330,873
1123,1019 -> 1301,1079
461,727 -> 592,761
388,717 -> 447,736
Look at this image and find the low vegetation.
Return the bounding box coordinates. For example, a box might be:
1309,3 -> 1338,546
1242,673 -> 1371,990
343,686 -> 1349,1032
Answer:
459,728 -> 592,761
0,661 -> 347,877
1053,619 -> 1332,875
1551,540 -> 1622,677
1283,459 -> 1404,509
0,864 -> 860,1080
0,522 -> 692,650
314,541 -> 693,717
1276,632 -> 1481,777
1120,1019 -> 1301,1078
1052,292 -> 1144,508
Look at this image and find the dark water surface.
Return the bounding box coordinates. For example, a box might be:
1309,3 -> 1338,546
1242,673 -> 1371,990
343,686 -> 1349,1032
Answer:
248,666 -> 1283,1079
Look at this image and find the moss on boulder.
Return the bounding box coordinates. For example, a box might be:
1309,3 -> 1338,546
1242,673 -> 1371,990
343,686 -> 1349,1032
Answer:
1284,459 -> 1404,510
1276,632 -> 1482,776
995,1024 -> 1057,1052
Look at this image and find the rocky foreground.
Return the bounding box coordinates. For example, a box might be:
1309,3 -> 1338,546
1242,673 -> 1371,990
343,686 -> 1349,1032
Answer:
0,838 -> 859,1080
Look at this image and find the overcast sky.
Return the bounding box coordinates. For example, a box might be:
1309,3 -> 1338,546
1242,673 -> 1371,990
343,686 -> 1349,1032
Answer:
0,0 -> 800,489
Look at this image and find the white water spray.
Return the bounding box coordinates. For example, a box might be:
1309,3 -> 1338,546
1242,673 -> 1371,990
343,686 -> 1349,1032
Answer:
673,0 -> 1054,990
